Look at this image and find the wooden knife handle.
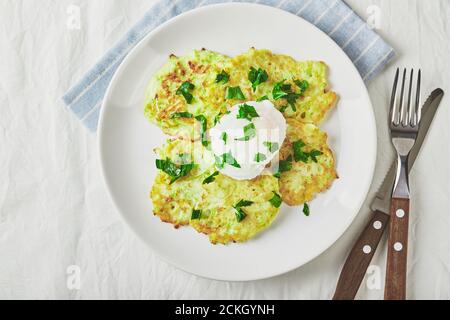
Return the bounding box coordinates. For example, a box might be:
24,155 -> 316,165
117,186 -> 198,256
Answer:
333,211 -> 390,300
384,198 -> 409,300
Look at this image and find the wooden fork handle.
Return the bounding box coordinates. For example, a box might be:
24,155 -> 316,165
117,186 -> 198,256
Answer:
333,210 -> 390,300
384,198 -> 410,300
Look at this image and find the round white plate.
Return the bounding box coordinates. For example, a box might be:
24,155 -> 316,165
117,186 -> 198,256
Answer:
99,3 -> 376,281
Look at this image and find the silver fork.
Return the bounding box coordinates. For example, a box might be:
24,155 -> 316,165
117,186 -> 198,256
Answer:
385,68 -> 421,300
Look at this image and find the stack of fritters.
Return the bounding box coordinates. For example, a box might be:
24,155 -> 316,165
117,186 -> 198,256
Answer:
145,48 -> 338,244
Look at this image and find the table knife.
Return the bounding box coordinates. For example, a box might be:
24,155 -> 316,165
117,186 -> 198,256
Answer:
333,88 -> 444,300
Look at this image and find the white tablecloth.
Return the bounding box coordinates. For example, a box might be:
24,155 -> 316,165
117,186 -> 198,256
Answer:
0,0 -> 449,300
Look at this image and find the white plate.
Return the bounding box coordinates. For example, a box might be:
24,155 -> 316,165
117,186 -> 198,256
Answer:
98,3 -> 376,281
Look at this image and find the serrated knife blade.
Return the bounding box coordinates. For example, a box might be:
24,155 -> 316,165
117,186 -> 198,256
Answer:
370,88 -> 444,214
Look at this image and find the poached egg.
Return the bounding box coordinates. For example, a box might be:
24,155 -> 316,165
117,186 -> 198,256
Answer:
210,101 -> 287,180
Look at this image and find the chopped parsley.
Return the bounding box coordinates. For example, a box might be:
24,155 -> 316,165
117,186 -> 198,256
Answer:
257,95 -> 269,102
248,67 -> 269,92
235,123 -> 256,142
203,171 -> 219,185
237,104 -> 259,121
215,152 -> 241,169
294,79 -> 310,94
214,113 -> 222,126
233,199 -> 254,222
293,140 -> 323,163
226,86 -> 246,100
176,81 -> 195,104
216,70 -> 230,84
263,141 -> 280,153
272,80 -> 301,111
274,155 -> 293,178
279,105 -> 289,113
254,153 -> 267,163
170,112 -> 193,119
303,203 -> 310,217
269,192 -> 282,208
195,115 -> 208,147
221,132 -> 228,144
155,158 -> 195,184
191,209 -> 202,220
279,155 -> 293,173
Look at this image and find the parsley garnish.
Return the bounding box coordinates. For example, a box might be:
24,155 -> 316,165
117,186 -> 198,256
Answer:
269,192 -> 282,208
263,141 -> 279,153
156,158 -> 195,184
303,203 -> 310,217
203,171 -> 219,185
235,123 -> 256,142
215,152 -> 241,169
248,67 -> 269,92
195,115 -> 208,147
272,80 -> 301,111
191,209 -> 202,220
293,140 -> 323,163
279,156 -> 293,173
294,79 -> 309,94
309,150 -> 323,163
274,156 -> 293,178
221,132 -> 228,144
237,104 -> 260,121
257,95 -> 269,102
216,70 -> 230,84
176,81 -> 195,104
226,86 -> 246,100
233,199 -> 254,222
170,112 -> 193,119
254,153 -> 267,163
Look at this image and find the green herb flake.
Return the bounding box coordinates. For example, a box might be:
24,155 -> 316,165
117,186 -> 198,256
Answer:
309,150 -> 323,163
156,158 -> 195,184
223,152 -> 241,168
195,115 -> 209,147
215,152 -> 241,169
263,141 -> 280,153
279,155 -> 293,173
170,112 -> 193,119
226,86 -> 246,100
176,81 -> 195,104
293,140 -> 323,163
272,80 -> 301,112
203,171 -> 219,185
254,153 -> 267,163
248,67 -> 269,92
235,123 -> 257,142
237,104 -> 260,121
257,95 -> 269,102
303,203 -> 310,217
294,79 -> 310,94
191,209 -> 202,220
221,132 -> 228,144
216,70 -> 230,84
233,199 -> 254,222
269,192 -> 282,208
234,207 -> 247,223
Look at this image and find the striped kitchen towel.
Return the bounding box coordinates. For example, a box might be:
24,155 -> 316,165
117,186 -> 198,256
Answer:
63,0 -> 395,131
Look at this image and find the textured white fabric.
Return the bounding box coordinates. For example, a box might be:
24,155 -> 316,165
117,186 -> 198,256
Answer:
0,0 -> 449,299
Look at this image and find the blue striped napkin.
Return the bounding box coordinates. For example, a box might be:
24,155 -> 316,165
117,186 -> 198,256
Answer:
63,0 -> 395,132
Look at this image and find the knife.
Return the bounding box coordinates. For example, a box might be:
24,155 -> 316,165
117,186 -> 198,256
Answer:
333,88 -> 444,300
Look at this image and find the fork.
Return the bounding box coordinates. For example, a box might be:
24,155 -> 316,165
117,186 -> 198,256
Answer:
385,68 -> 421,300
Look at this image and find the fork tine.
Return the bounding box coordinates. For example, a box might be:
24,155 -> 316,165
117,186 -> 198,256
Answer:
390,68 -> 400,125
414,69 -> 422,125
406,69 -> 414,126
399,68 -> 407,126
